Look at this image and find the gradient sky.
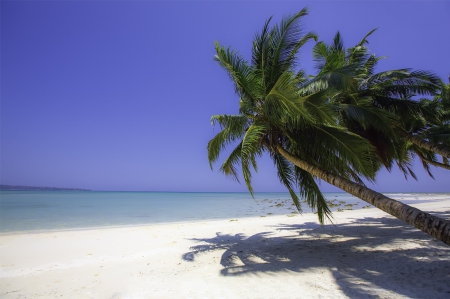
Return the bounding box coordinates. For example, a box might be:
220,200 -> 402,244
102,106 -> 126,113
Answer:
1,1 -> 449,192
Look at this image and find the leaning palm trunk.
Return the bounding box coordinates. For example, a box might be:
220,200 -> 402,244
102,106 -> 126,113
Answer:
408,135 -> 450,159
276,145 -> 450,246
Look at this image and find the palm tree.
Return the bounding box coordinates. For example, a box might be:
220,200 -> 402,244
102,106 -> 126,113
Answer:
405,96 -> 450,173
409,80 -> 450,171
207,9 -> 450,245
310,30 -> 450,177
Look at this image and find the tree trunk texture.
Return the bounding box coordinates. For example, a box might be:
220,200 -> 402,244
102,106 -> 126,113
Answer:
408,135 -> 450,159
276,145 -> 450,246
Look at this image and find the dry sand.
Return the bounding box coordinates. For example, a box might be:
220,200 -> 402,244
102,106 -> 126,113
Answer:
1,200 -> 450,299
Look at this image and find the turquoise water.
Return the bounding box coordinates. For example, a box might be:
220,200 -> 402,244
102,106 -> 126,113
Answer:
0,191 -> 447,233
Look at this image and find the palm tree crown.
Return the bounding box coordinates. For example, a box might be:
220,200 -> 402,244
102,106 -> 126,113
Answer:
208,8 -> 379,223
207,8 -> 450,245
310,29 -> 448,176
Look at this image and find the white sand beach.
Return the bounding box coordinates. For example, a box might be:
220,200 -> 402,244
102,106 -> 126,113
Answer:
1,199 -> 450,299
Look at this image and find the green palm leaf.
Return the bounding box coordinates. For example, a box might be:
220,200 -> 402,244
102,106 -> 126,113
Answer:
207,115 -> 248,168
240,123 -> 267,196
271,152 -> 302,212
295,167 -> 332,224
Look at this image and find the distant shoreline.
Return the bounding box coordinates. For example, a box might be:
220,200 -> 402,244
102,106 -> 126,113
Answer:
0,185 -> 91,191
0,187 -> 448,193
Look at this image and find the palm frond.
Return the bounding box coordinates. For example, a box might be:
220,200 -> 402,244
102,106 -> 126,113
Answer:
331,31 -> 344,53
219,141 -> 243,182
207,115 -> 248,168
214,42 -> 262,102
300,89 -> 337,125
312,41 -> 329,71
362,54 -> 386,77
263,8 -> 316,92
303,64 -> 360,94
265,71 -> 316,124
240,123 -> 267,196
252,16 -> 273,73
340,100 -> 397,138
283,124 -> 379,181
270,152 -> 302,212
356,28 -> 378,47
295,167 -> 333,224
365,69 -> 440,97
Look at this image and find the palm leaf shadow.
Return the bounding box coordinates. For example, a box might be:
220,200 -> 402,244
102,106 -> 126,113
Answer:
182,213 -> 450,298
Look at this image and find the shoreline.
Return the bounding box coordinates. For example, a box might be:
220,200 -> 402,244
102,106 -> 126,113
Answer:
1,200 -> 449,298
2,192 -> 449,235
1,195 -> 449,235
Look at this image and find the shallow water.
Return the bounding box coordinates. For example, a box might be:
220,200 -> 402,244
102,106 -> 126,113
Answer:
0,191 -> 447,233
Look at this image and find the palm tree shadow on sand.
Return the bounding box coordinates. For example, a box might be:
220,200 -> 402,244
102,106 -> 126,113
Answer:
183,212 -> 450,298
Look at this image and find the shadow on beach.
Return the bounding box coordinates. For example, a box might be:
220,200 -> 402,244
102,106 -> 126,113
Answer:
183,212 -> 450,299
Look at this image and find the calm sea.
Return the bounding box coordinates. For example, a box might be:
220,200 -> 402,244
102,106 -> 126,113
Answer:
0,191 -> 447,233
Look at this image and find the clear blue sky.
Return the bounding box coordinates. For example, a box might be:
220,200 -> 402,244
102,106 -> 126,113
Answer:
1,1 -> 449,192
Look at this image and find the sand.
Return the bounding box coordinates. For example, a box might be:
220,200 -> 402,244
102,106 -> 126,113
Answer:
1,200 -> 450,299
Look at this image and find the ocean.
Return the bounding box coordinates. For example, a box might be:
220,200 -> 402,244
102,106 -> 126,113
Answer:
0,191 -> 448,233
